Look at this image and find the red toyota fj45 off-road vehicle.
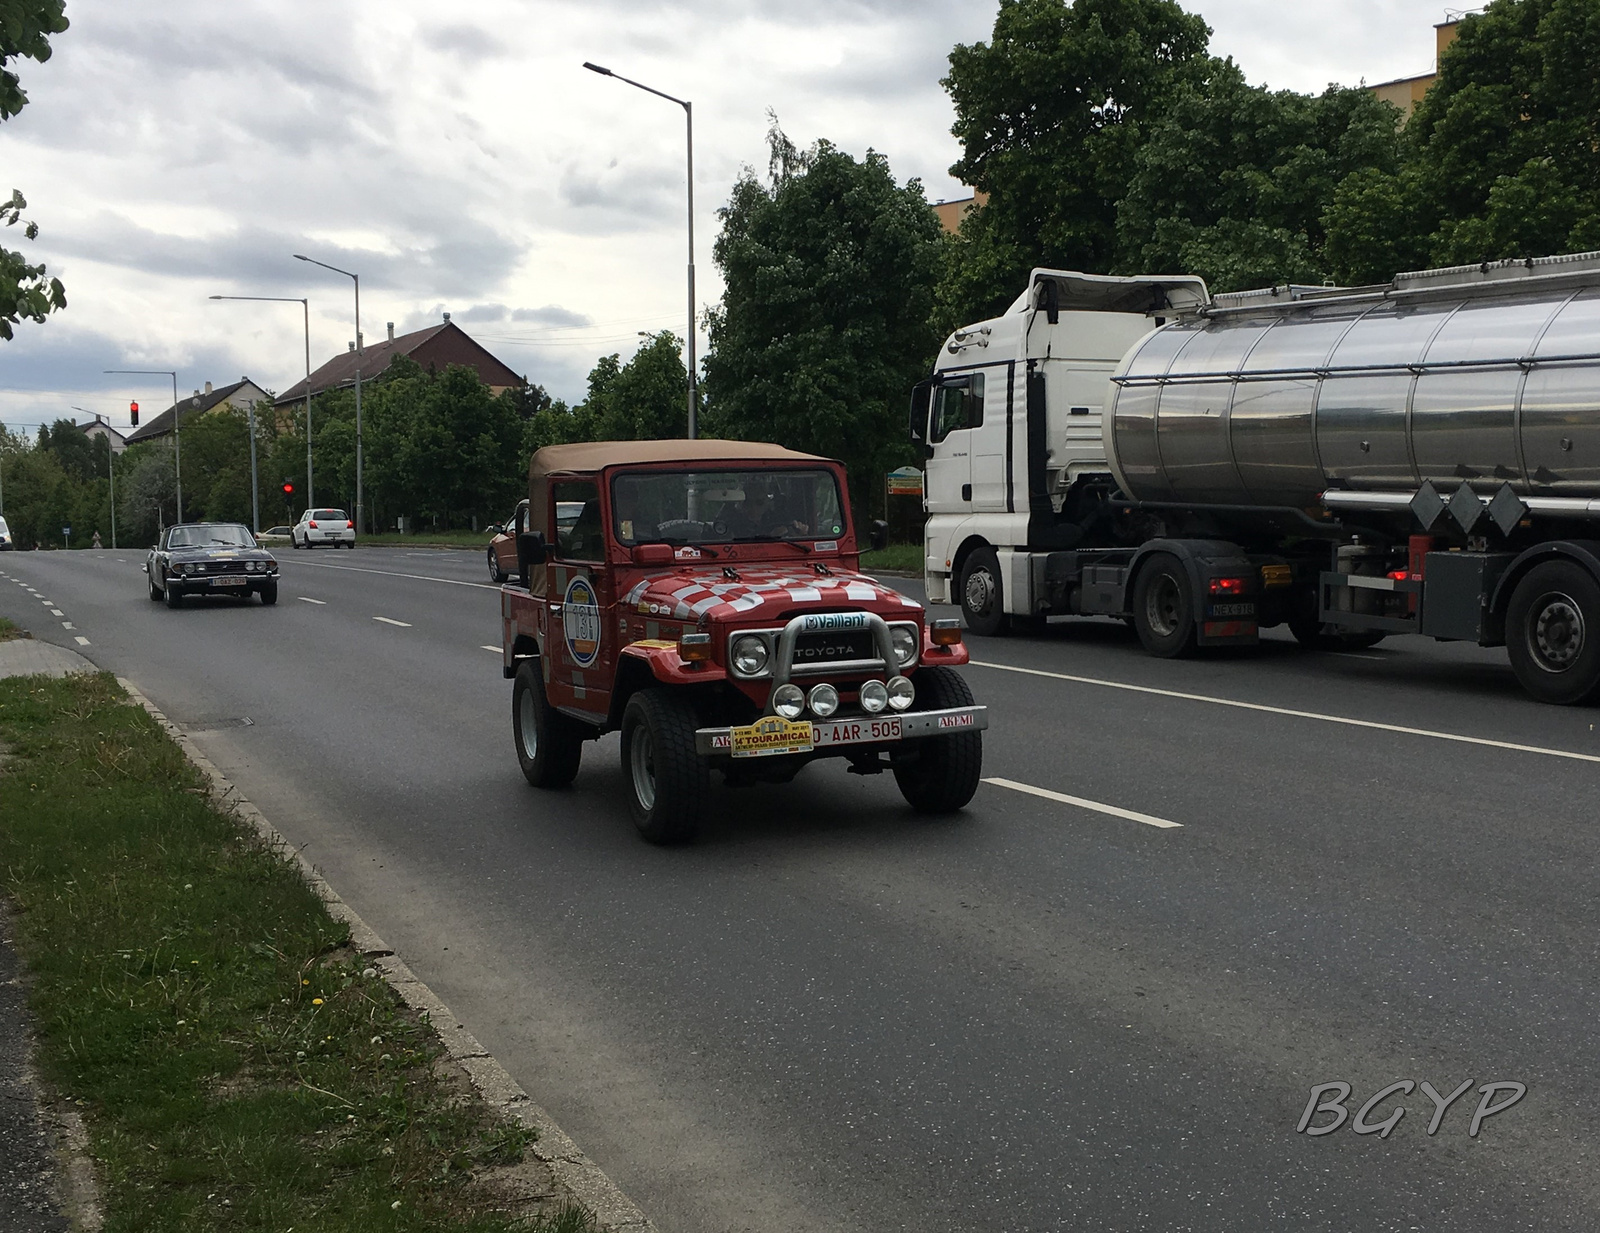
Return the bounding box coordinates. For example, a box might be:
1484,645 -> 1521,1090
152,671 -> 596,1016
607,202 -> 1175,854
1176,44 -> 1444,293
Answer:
500,440 -> 988,843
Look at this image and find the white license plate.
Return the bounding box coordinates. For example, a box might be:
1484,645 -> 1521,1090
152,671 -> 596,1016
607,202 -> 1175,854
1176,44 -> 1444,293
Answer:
212,576 -> 248,586
812,716 -> 902,746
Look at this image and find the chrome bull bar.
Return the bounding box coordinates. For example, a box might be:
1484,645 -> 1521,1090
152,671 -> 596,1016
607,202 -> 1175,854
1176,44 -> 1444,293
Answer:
765,610 -> 900,716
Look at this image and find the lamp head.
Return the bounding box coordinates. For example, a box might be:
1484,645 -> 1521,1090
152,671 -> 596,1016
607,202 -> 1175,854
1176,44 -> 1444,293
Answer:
582,61 -> 612,76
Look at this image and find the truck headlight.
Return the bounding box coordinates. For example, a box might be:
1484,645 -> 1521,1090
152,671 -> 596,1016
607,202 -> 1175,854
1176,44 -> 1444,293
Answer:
731,634 -> 769,677
772,683 -> 805,719
886,676 -> 915,711
890,625 -> 918,667
859,680 -> 888,713
807,683 -> 840,718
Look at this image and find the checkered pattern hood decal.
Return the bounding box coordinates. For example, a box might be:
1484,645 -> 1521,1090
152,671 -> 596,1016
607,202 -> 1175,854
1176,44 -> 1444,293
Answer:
624,566 -> 922,623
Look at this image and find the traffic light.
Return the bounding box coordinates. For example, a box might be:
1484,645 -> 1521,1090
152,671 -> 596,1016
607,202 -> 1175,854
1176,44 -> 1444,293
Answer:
129,400 -> 139,427
281,479 -> 295,497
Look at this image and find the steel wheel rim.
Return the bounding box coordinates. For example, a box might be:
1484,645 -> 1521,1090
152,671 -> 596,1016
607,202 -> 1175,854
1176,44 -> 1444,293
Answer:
518,688 -> 539,760
630,724 -> 657,811
1146,575 -> 1183,638
964,567 -> 996,616
1530,591 -> 1585,673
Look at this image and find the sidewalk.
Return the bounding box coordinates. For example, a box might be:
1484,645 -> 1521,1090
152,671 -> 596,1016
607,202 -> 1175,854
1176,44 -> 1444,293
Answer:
0,637 -> 94,1232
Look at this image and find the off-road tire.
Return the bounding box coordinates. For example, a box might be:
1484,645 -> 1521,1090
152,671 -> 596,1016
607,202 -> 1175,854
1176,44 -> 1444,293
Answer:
1132,554 -> 1197,658
892,666 -> 983,813
164,584 -> 183,609
959,545 -> 1009,637
1505,560 -> 1600,705
512,660 -> 584,788
259,581 -> 278,605
620,689 -> 708,844
488,548 -> 508,584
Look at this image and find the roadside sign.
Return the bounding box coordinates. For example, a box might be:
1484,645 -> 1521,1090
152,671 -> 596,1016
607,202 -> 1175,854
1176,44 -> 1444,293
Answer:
886,466 -> 922,496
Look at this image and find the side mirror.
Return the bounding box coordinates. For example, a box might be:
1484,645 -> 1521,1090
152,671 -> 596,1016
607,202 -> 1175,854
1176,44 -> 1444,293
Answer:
868,519 -> 889,552
487,523 -> 503,536
909,381 -> 931,443
1038,278 -> 1060,325
516,531 -> 547,585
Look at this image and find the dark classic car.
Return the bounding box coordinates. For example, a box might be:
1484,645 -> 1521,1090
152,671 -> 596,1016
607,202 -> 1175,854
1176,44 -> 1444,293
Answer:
146,522 -> 280,607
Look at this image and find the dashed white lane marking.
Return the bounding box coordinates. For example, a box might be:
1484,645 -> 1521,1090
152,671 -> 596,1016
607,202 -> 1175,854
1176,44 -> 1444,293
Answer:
49,609 -> 63,616
480,645 -> 500,653
971,659 -> 1600,766
38,598 -> 52,604
74,636 -> 90,646
372,616 -> 412,627
983,777 -> 1183,829
291,560 -> 498,591
298,596 -> 327,605
61,621 -> 74,630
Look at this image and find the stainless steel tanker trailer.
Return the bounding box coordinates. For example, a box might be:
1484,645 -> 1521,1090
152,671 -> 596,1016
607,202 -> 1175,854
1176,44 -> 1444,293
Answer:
915,252 -> 1600,704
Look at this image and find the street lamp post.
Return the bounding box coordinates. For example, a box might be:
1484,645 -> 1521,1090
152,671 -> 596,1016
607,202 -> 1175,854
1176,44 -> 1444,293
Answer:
583,61 -> 698,438
106,369 -> 182,522
211,294 -> 315,509
294,255 -> 363,532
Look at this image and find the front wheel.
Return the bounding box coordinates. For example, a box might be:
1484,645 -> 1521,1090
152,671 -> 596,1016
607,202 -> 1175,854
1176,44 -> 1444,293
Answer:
512,661 -> 584,787
488,548 -> 508,584
164,584 -> 183,609
148,575 -> 162,601
892,666 -> 983,813
1132,555 -> 1196,658
1505,561 -> 1600,705
620,689 -> 708,844
259,582 -> 278,605
959,546 -> 1008,637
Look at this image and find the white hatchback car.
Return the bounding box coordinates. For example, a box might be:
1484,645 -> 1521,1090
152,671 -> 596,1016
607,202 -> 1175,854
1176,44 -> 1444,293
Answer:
0,514 -> 12,550
292,508 -> 356,549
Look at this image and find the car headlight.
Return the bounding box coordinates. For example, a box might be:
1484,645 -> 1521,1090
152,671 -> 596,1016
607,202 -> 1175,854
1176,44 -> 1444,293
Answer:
890,625 -> 918,667
859,680 -> 888,713
731,634 -> 769,677
886,676 -> 915,711
807,683 -> 840,718
772,683 -> 805,719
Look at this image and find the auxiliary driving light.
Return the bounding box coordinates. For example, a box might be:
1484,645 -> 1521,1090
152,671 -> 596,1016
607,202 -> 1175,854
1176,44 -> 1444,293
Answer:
886,676 -> 915,711
731,634 -> 769,676
772,683 -> 806,719
807,683 -> 840,718
859,680 -> 889,713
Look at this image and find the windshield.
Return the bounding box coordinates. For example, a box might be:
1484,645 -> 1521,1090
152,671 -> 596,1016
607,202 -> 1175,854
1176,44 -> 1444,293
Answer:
168,525 -> 256,549
611,469 -> 846,547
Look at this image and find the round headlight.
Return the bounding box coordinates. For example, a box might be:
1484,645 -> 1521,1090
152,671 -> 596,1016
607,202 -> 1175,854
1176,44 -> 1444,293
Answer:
772,683 -> 805,720
886,676 -> 915,711
890,625 -> 918,667
859,680 -> 888,713
732,634 -> 769,677
807,683 -> 840,718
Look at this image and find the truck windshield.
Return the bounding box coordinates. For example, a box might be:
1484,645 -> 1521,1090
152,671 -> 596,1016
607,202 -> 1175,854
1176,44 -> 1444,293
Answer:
611,469 -> 846,547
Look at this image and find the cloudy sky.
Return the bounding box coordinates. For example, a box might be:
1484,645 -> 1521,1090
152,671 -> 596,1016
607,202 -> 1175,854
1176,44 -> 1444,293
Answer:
2,0 -> 1460,438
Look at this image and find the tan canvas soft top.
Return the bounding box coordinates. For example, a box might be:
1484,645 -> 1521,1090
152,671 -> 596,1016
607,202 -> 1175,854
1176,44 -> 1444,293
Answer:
528,438 -> 834,482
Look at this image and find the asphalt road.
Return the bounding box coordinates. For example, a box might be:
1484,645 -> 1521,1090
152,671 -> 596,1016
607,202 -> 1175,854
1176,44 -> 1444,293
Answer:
3,544 -> 1597,1232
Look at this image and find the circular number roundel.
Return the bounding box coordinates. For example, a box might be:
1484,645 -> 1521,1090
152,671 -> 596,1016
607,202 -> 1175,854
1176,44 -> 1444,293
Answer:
563,575 -> 601,668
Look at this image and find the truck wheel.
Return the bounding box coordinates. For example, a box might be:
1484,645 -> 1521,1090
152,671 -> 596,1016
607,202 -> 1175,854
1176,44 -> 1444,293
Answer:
1132,555 -> 1196,658
959,546 -> 1008,637
512,661 -> 584,788
1505,561 -> 1600,705
487,548 -> 508,584
620,689 -> 708,844
1288,616 -> 1386,651
892,666 -> 983,813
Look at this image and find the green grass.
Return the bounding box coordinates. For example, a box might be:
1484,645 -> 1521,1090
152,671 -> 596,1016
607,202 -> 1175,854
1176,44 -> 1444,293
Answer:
0,616 -> 21,641
357,531 -> 495,549
0,673 -> 595,1232
858,543 -> 923,573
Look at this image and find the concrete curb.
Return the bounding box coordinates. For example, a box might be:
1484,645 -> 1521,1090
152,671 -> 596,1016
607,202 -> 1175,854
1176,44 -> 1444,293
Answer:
115,677 -> 656,1233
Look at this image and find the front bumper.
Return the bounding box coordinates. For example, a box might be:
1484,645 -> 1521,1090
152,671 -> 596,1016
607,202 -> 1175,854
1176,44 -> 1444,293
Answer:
695,704 -> 988,758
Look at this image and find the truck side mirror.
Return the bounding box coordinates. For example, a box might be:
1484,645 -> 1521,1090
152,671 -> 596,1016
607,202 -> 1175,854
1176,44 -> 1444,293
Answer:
516,531 -> 546,585
869,520 -> 889,552
1039,278 -> 1060,325
909,381 -> 931,443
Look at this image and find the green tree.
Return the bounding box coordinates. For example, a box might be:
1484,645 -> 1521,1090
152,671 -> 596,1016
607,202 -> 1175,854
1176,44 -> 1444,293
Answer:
1,1 -> 69,340
586,331 -> 689,441
940,0 -> 1215,322
702,123 -> 944,516
116,444 -> 176,545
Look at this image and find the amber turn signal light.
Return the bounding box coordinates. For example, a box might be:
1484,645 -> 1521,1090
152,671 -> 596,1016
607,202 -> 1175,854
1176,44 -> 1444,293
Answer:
930,619 -> 962,647
678,633 -> 712,663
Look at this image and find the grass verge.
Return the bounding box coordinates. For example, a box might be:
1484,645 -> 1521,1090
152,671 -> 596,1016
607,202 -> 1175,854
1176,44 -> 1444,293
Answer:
0,672 -> 593,1232
0,616 -> 22,641
356,531 -> 494,549
858,543 -> 923,573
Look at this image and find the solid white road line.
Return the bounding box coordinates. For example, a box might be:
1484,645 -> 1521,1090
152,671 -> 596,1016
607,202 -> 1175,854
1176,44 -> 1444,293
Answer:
983,777 -> 1183,829
74,636 -> 90,646
289,560 -> 498,591
372,616 -> 412,627
971,659 -> 1600,765
297,596 -> 327,605
480,645 -> 500,653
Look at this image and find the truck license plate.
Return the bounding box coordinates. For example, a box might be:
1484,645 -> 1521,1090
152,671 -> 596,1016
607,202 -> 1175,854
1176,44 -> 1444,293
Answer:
1209,602 -> 1253,617
213,576 -> 248,586
730,716 -> 814,758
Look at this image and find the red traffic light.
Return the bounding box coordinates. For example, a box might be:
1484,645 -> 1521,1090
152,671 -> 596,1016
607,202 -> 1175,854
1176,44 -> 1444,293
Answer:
129,400 -> 139,427
281,480 -> 295,496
